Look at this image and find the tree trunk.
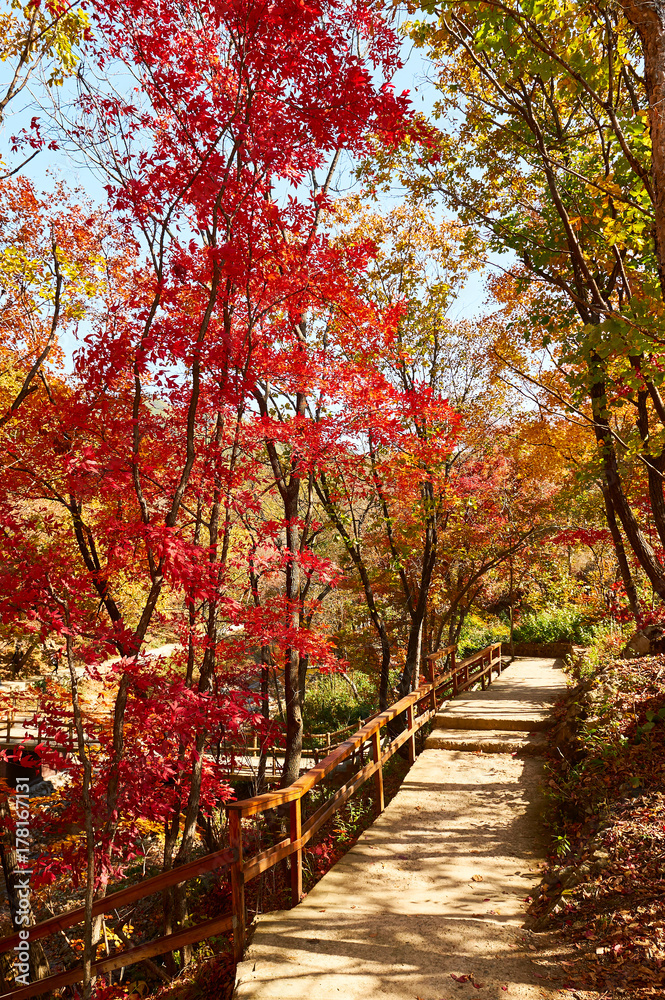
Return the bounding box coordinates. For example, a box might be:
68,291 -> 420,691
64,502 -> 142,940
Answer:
66,634 -> 97,999
600,482 -> 641,621
256,659 -> 271,795
590,368 -> 665,598
281,499 -> 303,789
508,556 -> 515,658
314,475 -> 393,709
622,0 -> 665,296
0,798 -> 50,984
398,527 -> 437,698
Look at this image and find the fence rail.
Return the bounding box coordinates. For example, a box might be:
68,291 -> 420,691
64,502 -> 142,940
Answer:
0,642 -> 504,999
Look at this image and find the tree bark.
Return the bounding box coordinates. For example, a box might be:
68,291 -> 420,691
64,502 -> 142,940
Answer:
622,0 -> 665,295
590,368 -> 665,598
281,489 -> 303,788
253,381 -> 306,789
600,482 -> 641,621
0,797 -> 50,984
66,634 -> 97,1000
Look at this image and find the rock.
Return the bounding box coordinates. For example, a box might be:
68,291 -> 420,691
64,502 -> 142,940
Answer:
622,629 -> 659,658
28,778 -> 54,798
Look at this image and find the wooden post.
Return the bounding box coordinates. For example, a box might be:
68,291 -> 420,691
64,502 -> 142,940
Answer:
229,811 -> 245,964
429,657 -> 437,712
290,797 -> 302,907
405,704 -> 416,764
371,728 -> 384,815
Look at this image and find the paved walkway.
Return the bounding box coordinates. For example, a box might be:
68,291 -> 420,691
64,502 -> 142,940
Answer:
235,657 -> 567,1000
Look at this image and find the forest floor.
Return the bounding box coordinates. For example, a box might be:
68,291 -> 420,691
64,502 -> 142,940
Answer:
525,652 -> 665,999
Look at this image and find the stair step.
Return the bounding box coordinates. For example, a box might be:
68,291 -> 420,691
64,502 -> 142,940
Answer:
432,712 -> 552,732
425,729 -> 548,754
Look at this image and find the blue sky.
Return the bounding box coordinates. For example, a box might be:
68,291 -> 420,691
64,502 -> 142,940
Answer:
0,11 -> 492,342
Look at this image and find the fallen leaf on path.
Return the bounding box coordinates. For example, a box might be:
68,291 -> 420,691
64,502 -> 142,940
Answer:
471,874 -> 484,882
451,973 -> 471,983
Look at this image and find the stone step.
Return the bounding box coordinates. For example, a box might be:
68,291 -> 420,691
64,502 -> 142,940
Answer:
432,712 -> 552,732
425,729 -> 548,754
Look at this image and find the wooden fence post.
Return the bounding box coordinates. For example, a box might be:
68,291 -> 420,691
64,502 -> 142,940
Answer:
229,811 -> 245,964
371,728 -> 384,816
429,658 -> 437,712
290,797 -> 302,907
405,704 -> 416,764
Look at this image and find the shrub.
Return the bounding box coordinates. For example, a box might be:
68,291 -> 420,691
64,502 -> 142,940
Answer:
303,670 -> 376,734
456,615 -> 510,659
512,605 -> 598,645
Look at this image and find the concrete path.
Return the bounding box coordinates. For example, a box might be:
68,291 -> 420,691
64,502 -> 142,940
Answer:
235,657 -> 567,1000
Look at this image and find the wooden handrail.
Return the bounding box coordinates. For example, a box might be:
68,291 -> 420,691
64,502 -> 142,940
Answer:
1,914 -> 235,1000
426,643 -> 457,662
0,642 -> 504,998
226,642 -> 504,960
0,847 -> 237,951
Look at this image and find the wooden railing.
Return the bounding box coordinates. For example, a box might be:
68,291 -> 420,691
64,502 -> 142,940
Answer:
218,715 -> 385,774
434,641 -> 503,696
0,642 -> 504,999
0,848 -> 237,1000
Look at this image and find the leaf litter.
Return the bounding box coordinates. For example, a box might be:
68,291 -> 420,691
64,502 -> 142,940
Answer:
528,654 -> 665,998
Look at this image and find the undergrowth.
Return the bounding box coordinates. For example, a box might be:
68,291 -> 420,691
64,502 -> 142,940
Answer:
532,648 -> 665,997
302,670 -> 387,733
456,615 -> 509,658
512,604 -> 600,645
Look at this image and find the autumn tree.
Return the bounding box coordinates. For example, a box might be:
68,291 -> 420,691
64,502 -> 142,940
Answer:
401,0 -> 665,608
311,198 -> 545,696
0,4 -> 410,987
